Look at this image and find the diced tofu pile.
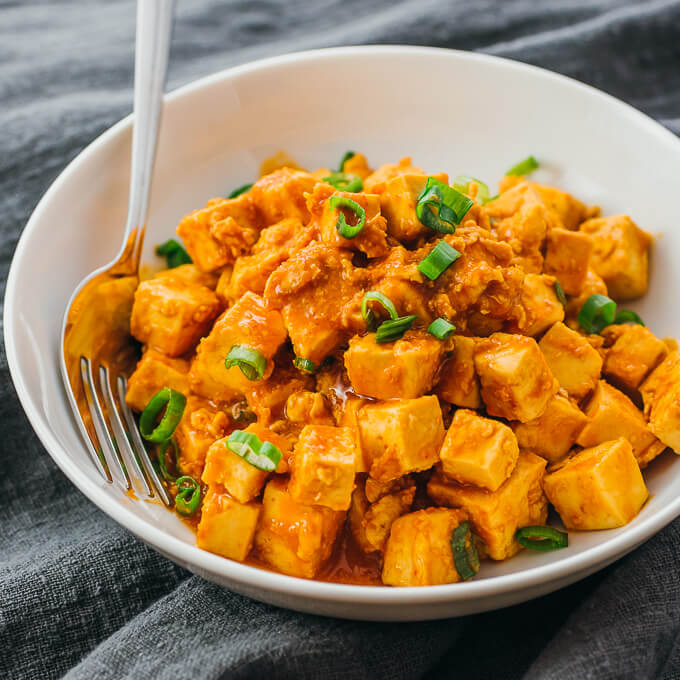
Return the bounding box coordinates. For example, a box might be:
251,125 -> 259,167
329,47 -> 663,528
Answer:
125,151 -> 673,589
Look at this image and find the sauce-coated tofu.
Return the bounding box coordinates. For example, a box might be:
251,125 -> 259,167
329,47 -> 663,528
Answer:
125,350 -> 190,412
543,228 -> 593,295
196,489 -> 261,561
337,396 -> 371,473
130,273 -> 221,357
289,425 -> 357,511
285,391 -> 335,426
225,249 -> 289,302
189,292 -> 287,402
249,167 -> 318,225
357,396 -> 445,482
512,392 -> 588,463
440,409 -> 519,491
254,477 -> 346,579
474,333 -> 558,422
640,352 -> 680,454
544,438 -> 648,530
344,330 -> 446,400
381,507 -> 470,586
538,322 -> 602,400
564,267 -> 608,322
435,335 -> 482,409
535,183 -> 591,230
427,452 -> 548,560
506,273 -> 565,336
580,215 -> 652,300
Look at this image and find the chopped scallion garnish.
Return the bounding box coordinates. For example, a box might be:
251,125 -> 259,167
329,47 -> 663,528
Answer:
338,151 -> 355,171
226,429 -> 282,472
329,196 -> 366,239
506,155 -> 539,177
323,172 -> 363,193
361,291 -> 398,332
416,177 -> 474,234
174,475 -> 201,516
159,438 -> 180,482
155,239 -> 192,268
515,525 -> 568,551
417,240 -> 461,280
228,183 -> 253,199
554,280 -> 567,307
375,315 -> 417,344
451,521 -> 480,581
225,345 -> 267,381
452,175 -> 491,204
427,317 -> 456,339
139,388 -> 187,444
293,357 -> 316,374
577,294 -> 644,334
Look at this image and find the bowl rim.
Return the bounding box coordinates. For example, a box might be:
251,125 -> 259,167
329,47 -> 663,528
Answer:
5,44 -> 680,607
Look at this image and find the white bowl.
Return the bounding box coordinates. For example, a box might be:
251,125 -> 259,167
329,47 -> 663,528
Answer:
6,46 -> 680,621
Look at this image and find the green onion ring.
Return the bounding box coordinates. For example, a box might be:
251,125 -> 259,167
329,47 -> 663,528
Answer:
228,183 -> 253,198
554,280 -> 567,306
155,239 -> 192,268
323,172 -> 363,193
375,315 -> 417,344
174,475 -> 202,516
139,388 -> 187,444
614,309 -> 645,326
338,151 -> 355,171
159,438 -> 180,482
452,175 -> 491,204
361,291 -> 398,333
293,357 -> 316,374
225,345 -> 267,381
226,430 -> 282,472
416,177 -> 474,234
427,317 -> 456,339
577,294 -> 644,334
417,240 -> 461,281
450,521 -> 480,581
515,525 -> 568,551
506,155 -> 539,177
329,196 -> 366,239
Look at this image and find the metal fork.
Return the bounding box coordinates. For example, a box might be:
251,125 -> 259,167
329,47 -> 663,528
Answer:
60,0 -> 175,504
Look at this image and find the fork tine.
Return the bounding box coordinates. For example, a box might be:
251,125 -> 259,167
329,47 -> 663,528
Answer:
98,365 -> 153,497
80,357 -> 130,490
117,375 -> 173,507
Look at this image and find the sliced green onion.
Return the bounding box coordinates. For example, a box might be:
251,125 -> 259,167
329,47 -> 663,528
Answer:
175,475 -> 201,516
159,438 -> 180,482
577,294 -> 645,334
375,315 -> 417,344
506,155 -> 539,177
418,240 -> 461,280
329,196 -> 366,239
225,345 -> 266,381
323,172 -> 363,193
338,151 -> 355,171
452,175 -> 491,204
228,183 -> 253,198
516,525 -> 568,551
416,177 -> 474,234
226,429 -> 282,472
554,280 -> 567,307
361,291 -> 398,333
155,239 -> 192,268
231,400 -> 257,424
293,357 -> 316,374
139,388 -> 187,444
427,317 -> 456,339
451,521 -> 480,581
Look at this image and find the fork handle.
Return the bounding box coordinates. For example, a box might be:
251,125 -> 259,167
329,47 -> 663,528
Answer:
123,0 -> 175,245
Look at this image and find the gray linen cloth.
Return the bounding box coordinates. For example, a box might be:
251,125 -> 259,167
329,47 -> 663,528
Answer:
2,1 -> 680,678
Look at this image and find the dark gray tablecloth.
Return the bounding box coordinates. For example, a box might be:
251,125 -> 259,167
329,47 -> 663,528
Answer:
2,1 -> 680,678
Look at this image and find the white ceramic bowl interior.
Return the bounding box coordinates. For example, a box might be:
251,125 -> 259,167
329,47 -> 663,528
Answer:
6,46 -> 680,621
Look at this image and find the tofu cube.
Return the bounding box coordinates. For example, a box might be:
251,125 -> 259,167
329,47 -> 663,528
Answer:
505,273 -> 565,336
176,195 -> 261,272
130,274 -> 222,357
226,249 -> 288,302
254,477 -> 346,579
189,292 -> 287,402
577,380 -> 665,468
357,396 -> 445,482
249,167 -> 318,224
125,349 -> 190,412
440,409 -> 519,491
474,333 -> 558,422
289,425 -> 357,511
196,489 -> 261,561
602,324 -> 668,394
512,392 -> 588,463
565,267 -> 609,321
543,228 -> 593,295
535,184 -> 590,230
435,335 -> 482,409
338,396 -> 371,473
427,451 -> 548,560
538,322 -> 603,400
381,508 -> 471,586
641,352 -> 680,454
544,438 -> 648,529
344,330 -> 445,400
153,264 -> 219,290
580,215 -> 652,300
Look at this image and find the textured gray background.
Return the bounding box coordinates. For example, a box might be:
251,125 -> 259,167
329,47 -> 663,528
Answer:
2,1 -> 680,678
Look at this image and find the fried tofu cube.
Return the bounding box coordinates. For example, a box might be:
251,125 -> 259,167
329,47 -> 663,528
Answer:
381,508 -> 470,586
512,392 -> 588,463
338,396 -> 371,473
640,352 -> 680,454
125,350 -> 190,412
474,333 -> 558,422
505,273 -> 565,336
535,184 -> 591,230
196,489 -> 261,561
249,167 -> 318,224
357,396 -> 445,482
342,152 -> 372,179
543,228 -> 593,296
289,425 -> 357,511
344,330 -> 445,400
189,292 -> 287,402
176,195 -> 261,272
427,451 -> 548,560
435,335 -> 482,409
602,324 -> 668,394
130,273 -> 221,356
152,264 -> 219,290
580,215 -> 652,300
544,438 -> 648,530
538,322 -> 603,400
440,410 -> 519,491
577,380 -> 665,467
225,249 -> 289,302
254,477 -> 345,579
